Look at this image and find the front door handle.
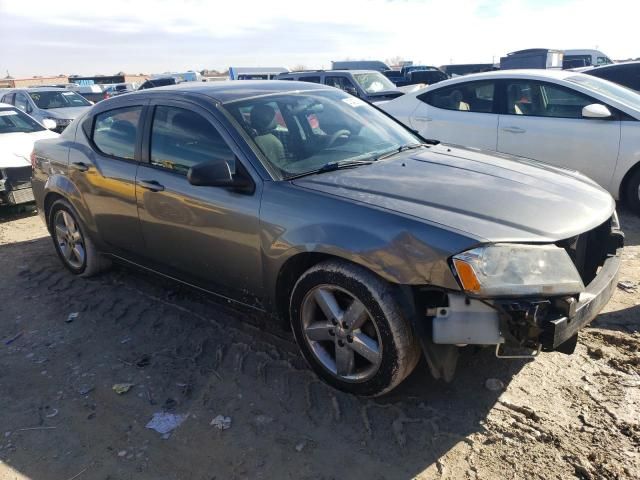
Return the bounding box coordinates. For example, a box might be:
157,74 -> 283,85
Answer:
138,180 -> 165,192
501,126 -> 526,134
70,162 -> 89,172
414,116 -> 432,122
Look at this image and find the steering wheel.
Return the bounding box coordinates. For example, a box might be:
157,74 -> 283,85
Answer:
326,129 -> 351,148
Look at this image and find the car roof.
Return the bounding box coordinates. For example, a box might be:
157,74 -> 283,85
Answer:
564,49 -> 608,55
9,87 -> 67,92
128,80 -> 333,103
281,70 -> 378,75
588,61 -> 640,71
424,69 -> 586,88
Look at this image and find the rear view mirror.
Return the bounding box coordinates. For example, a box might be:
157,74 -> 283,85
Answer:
187,159 -> 254,193
582,103 -> 612,119
42,119 -> 57,130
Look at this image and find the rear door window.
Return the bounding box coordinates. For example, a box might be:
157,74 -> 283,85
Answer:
150,106 -> 235,175
419,81 -> 495,113
299,76 -> 320,83
92,106 -> 142,160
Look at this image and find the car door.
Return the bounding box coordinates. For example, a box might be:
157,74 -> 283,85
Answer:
135,99 -> 263,305
71,102 -> 147,256
496,79 -> 621,187
411,80 -> 499,149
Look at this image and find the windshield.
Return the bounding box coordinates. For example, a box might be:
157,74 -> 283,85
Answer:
352,72 -> 397,93
224,89 -> 420,179
28,90 -> 91,109
567,74 -> 640,111
0,107 -> 45,133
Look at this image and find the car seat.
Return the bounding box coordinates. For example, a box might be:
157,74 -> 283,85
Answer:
250,104 -> 286,168
449,90 -> 470,111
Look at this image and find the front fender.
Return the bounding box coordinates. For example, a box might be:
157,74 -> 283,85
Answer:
269,222 -> 460,287
260,182 -> 477,310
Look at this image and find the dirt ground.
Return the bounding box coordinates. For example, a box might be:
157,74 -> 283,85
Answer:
0,207 -> 638,480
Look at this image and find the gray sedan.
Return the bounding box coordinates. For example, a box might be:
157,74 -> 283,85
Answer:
31,81 -> 623,396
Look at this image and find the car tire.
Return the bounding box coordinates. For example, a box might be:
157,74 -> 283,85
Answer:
290,260 -> 421,397
49,199 -> 111,277
624,168 -> 640,213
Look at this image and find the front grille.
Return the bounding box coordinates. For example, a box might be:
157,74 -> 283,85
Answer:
558,218 -> 612,285
8,187 -> 34,205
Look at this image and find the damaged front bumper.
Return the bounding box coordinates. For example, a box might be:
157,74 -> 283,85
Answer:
428,226 -> 623,355
0,167 -> 35,206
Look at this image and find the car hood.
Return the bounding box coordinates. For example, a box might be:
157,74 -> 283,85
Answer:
43,106 -> 90,120
0,130 -> 58,168
292,144 -> 615,243
366,90 -> 404,102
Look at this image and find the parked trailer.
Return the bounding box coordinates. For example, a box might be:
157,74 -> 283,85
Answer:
500,49 -> 563,70
228,67 -> 288,80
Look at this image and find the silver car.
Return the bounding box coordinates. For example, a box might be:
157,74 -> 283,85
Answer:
1,87 -> 92,133
31,81 -> 623,396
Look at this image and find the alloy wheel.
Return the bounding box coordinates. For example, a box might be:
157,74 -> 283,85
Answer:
300,285 -> 382,382
53,210 -> 86,270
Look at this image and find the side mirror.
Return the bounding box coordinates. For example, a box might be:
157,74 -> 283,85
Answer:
582,103 -> 612,119
187,159 -> 254,193
26,104 -> 33,114
42,119 -> 57,130
343,86 -> 358,97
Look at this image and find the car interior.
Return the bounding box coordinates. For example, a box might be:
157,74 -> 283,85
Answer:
227,93 -> 412,177
506,82 -> 590,118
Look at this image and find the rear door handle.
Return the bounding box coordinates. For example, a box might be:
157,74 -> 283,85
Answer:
501,126 -> 526,134
70,162 -> 89,172
138,180 -> 165,192
414,116 -> 432,122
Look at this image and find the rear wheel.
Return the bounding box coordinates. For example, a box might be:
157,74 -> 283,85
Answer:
49,199 -> 110,277
290,260 -> 420,397
624,169 -> 640,213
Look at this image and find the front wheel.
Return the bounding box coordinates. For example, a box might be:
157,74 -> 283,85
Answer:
290,260 -> 420,397
624,169 -> 640,214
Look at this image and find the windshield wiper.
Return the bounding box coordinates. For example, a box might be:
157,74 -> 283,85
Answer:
318,159 -> 374,172
374,142 -> 434,161
286,159 -> 374,180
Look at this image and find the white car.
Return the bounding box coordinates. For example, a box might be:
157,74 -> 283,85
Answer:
381,69 -> 640,212
0,103 -> 58,206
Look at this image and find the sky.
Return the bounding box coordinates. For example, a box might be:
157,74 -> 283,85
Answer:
0,0 -> 638,78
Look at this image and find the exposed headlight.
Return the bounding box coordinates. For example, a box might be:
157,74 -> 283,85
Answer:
611,210 -> 620,230
452,244 -> 584,297
46,118 -> 71,127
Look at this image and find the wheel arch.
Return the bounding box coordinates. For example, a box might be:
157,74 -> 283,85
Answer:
42,175 -> 97,237
274,252 -> 337,326
619,160 -> 640,206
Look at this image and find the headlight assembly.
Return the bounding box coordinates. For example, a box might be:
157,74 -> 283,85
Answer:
452,243 -> 584,297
